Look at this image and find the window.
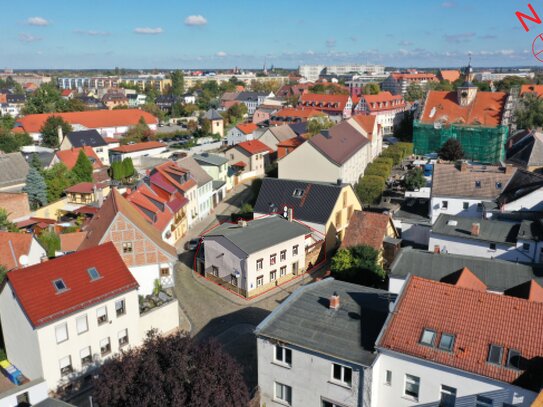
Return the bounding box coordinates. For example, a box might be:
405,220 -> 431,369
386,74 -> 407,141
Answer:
256,275 -> 264,287
489,243 -> 497,251
292,188 -> 304,198
463,202 -> 469,210
280,250 -> 286,261
292,262 -> 299,275
87,267 -> 101,281
97,306 -> 108,325
322,400 -> 347,407
523,243 -> 530,251
80,347 -> 92,366
496,182 -> 503,189
270,270 -> 277,281
332,363 -> 352,387
335,211 -> 342,227
440,385 -> 457,407
385,370 -> 392,385
292,245 -> 299,256
115,299 -> 126,317
160,266 -> 170,277
476,395 -> 493,407
404,374 -> 420,400
59,356 -> 73,376
55,323 -> 68,344
475,180 -> 482,188
122,242 -> 133,253
274,382 -> 292,405
16,392 -> 29,406
100,337 -> 111,356
53,279 -> 68,293
274,345 -> 292,367
118,329 -> 129,347
507,349 -> 521,369
442,201 -> 448,209
270,254 -> 277,265
76,315 -> 88,334
488,344 -> 503,365
420,328 -> 436,347
438,333 -> 455,351
256,259 -> 263,270
211,266 -> 219,276
280,266 -> 287,277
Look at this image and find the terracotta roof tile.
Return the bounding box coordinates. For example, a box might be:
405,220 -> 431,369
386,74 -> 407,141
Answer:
0,232 -> 35,270
110,141 -> 165,154
341,211 -> 396,250
124,184 -> 173,233
439,70 -> 461,82
277,136 -> 305,148
55,147 -> 104,170
64,182 -> 106,194
520,84 -> 543,98
236,122 -> 258,135
360,92 -> 406,113
299,93 -> 351,113
152,161 -> 197,194
5,242 -> 138,328
235,140 -> 273,155
350,115 -> 377,140
59,231 -> 87,252
391,72 -> 437,81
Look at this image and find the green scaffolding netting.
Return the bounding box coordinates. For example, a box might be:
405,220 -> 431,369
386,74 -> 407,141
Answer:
413,120 -> 509,164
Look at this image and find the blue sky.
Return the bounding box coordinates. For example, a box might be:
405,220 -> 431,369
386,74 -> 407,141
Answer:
0,0 -> 538,69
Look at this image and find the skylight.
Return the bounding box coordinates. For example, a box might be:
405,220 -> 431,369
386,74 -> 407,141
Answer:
292,189 -> 304,198
53,279 -> 68,293
420,328 -> 436,347
487,344 -> 503,365
87,267 -> 101,281
438,333 -> 455,351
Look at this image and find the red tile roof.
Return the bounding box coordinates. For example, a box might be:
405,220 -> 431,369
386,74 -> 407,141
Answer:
5,242 -> 138,328
16,217 -> 56,228
420,90 -> 508,127
61,89 -> 74,97
272,108 -> 324,119
277,136 -> 306,148
110,141 -> 166,154
125,184 -> 173,233
438,70 -> 461,82
341,211 -> 396,250
351,115 -> 377,141
236,122 -> 258,135
520,84 -> 543,98
235,140 -> 273,155
360,92 -> 406,113
59,231 -> 87,252
379,275 -> 543,388
152,161 -> 197,194
64,182 -> 106,194
0,232 -> 35,271
299,93 -> 351,113
55,147 -> 104,170
102,136 -> 120,144
391,72 -> 437,81
232,161 -> 247,167
16,110 -> 158,134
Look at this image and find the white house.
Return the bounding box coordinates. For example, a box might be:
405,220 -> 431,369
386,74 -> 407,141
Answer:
226,140 -> 272,179
256,124 -> 297,152
236,91 -> 274,115
255,278 -> 393,407
109,141 -> 167,164
354,92 -> 407,135
226,122 -> 258,146
193,153 -> 230,203
202,215 -> 312,298
347,114 -> 384,160
0,232 -> 46,271
177,156 -> 214,223
0,243 -> 179,392
372,274 -> 541,407
381,72 -> 437,96
59,129 -> 115,166
429,214 -> 543,263
429,162 -> 517,224
278,120 -> 371,186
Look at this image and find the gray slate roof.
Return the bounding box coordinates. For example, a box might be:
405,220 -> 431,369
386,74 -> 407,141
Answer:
254,178 -> 348,225
255,278 -> 394,366
390,247 -> 543,292
236,91 -> 268,102
205,215 -> 309,255
507,131 -> 543,168
432,214 -> 521,245
203,109 -> 223,121
0,152 -> 29,189
498,169 -> 543,206
66,129 -> 106,148
177,156 -> 213,187
193,153 -> 228,167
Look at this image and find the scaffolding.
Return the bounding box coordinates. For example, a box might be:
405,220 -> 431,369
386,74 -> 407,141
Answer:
413,120 -> 509,164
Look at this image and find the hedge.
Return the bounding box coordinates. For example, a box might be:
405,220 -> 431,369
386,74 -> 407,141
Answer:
356,175 -> 386,205
365,162 -> 392,178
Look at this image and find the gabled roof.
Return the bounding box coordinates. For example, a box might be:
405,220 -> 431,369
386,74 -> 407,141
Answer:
254,178 -> 348,225
498,169 -> 543,206
124,184 -> 173,232
350,114 -> 377,141
378,275 -> 543,390
0,152 -> 29,189
193,153 -> 228,167
66,129 -> 107,148
271,107 -> 323,120
78,189 -> 177,259
255,278 -> 393,366
263,124 -> 298,143
277,136 -> 305,149
59,231 -> 87,253
299,93 -> 350,113
176,156 -> 213,187
520,84 -> 543,98
341,211 -> 396,250
442,266 -> 488,291
204,215 -> 309,255
438,69 -> 461,82
308,120 -> 369,166
360,92 -> 406,113
15,109 -> 158,134
236,91 -> 269,102
0,232 -> 36,271
420,90 -> 508,127
110,141 -> 166,154
507,132 -> 543,168
504,280 -> 543,303
64,182 -> 105,194
390,72 -> 437,81
203,108 -> 223,121
234,140 -> 273,155
151,161 -> 197,194
235,122 -> 258,135
55,147 -> 104,170
5,242 -> 138,328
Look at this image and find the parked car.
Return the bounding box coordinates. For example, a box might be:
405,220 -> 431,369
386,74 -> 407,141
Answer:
184,238 -> 201,251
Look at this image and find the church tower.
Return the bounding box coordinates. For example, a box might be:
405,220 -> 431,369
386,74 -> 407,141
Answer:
457,55 -> 478,106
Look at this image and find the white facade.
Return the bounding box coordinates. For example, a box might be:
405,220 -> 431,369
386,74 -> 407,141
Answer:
430,196 -> 488,224
226,127 -> 254,146
371,350 -> 536,407
195,180 -> 213,222
500,187 -> 543,213
129,262 -> 174,295
109,145 -> 167,163
0,379 -> 48,407
257,337 -> 366,407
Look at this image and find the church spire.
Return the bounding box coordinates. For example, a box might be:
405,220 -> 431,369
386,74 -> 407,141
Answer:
457,53 -> 478,106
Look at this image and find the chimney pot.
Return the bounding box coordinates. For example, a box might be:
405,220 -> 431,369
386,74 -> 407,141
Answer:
471,222 -> 480,237
329,292 -> 340,310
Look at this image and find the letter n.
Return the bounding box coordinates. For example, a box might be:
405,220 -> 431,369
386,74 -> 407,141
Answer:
516,4 -> 542,32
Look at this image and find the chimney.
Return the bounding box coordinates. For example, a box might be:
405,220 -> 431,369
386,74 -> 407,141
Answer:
57,126 -> 64,146
336,178 -> 342,186
433,245 -> 440,254
471,222 -> 480,237
329,292 -> 340,310
287,208 -> 293,222
455,160 -> 469,172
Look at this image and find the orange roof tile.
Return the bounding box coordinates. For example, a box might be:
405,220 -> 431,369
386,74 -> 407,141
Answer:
520,84 -> 543,98
340,211 -> 396,250
272,108 -> 324,119
351,115 -> 377,140
236,122 -> 258,135
125,184 -> 173,233
299,93 -> 351,113
277,136 -> 306,148
439,70 -> 461,82
55,147 -> 104,170
379,275 -> 543,388
420,90 -> 508,127
59,231 -> 87,253
235,140 -> 273,155
152,161 -> 197,194
110,141 -> 165,154
360,91 -> 406,113
0,232 -> 35,271
391,72 -> 437,81
16,109 -> 158,134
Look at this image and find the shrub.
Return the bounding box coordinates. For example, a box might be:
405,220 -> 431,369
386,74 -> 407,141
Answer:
396,142 -> 414,157
365,162 -> 391,179
355,175 -> 386,205
373,157 -> 394,168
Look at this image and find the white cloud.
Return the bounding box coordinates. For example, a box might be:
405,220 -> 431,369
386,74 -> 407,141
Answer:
27,17 -> 49,26
216,51 -> 227,57
398,40 -> 413,46
134,27 -> 163,35
19,33 -> 42,43
184,15 -> 208,26
75,30 -> 110,36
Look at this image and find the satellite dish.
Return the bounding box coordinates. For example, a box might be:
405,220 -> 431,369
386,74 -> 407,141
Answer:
19,255 -> 29,267
283,205 -> 288,218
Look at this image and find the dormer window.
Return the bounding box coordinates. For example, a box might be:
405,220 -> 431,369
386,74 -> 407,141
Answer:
53,279 -> 68,293
292,189 -> 304,198
420,328 -> 436,347
507,349 -> 522,369
87,267 -> 101,281
438,333 -> 455,351
487,344 -> 503,365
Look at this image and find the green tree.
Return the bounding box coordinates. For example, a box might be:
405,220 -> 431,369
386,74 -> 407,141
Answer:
121,158 -> 135,181
72,149 -> 93,182
38,230 -> 60,258
43,163 -> 77,203
438,138 -> 465,161
224,103 -> 248,124
141,102 -> 165,122
405,83 -> 424,102
331,245 -> 385,286
308,116 -> 335,137
170,71 -> 185,97
494,76 -> 529,92
404,167 -> 427,191
0,128 -> 33,153
123,116 -> 152,144
22,83 -> 69,114
331,248 -> 354,274
0,265 -> 7,284
30,153 -> 43,172
356,175 -> 385,205
363,83 -> 380,95
40,116 -> 73,148
515,93 -> 543,129
0,114 -> 15,131
0,208 -> 18,232
365,162 -> 392,179
23,167 -> 48,209
110,161 -> 124,181
66,98 -> 87,112
394,110 -> 414,141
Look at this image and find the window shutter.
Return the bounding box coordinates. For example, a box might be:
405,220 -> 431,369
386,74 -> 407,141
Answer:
80,347 -> 91,359
55,324 -> 68,343
76,315 -> 88,333
97,307 -> 107,318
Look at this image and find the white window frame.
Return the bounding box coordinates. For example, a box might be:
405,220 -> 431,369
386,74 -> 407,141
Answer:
274,382 -> 292,405
115,299 -> 126,317
97,306 -> 108,325
256,259 -> 263,270
76,315 -> 88,335
385,370 -> 392,385
80,346 -> 92,366
331,363 -> 352,388
440,385 -> 457,407
274,345 -> 292,367
292,245 -> 299,256
55,323 -> 68,344
256,275 -> 264,287
404,374 -> 420,401
100,337 -> 111,356
280,266 -> 287,277
270,270 -> 277,281
59,356 -> 72,376
118,329 -> 129,347
280,250 -> 287,261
